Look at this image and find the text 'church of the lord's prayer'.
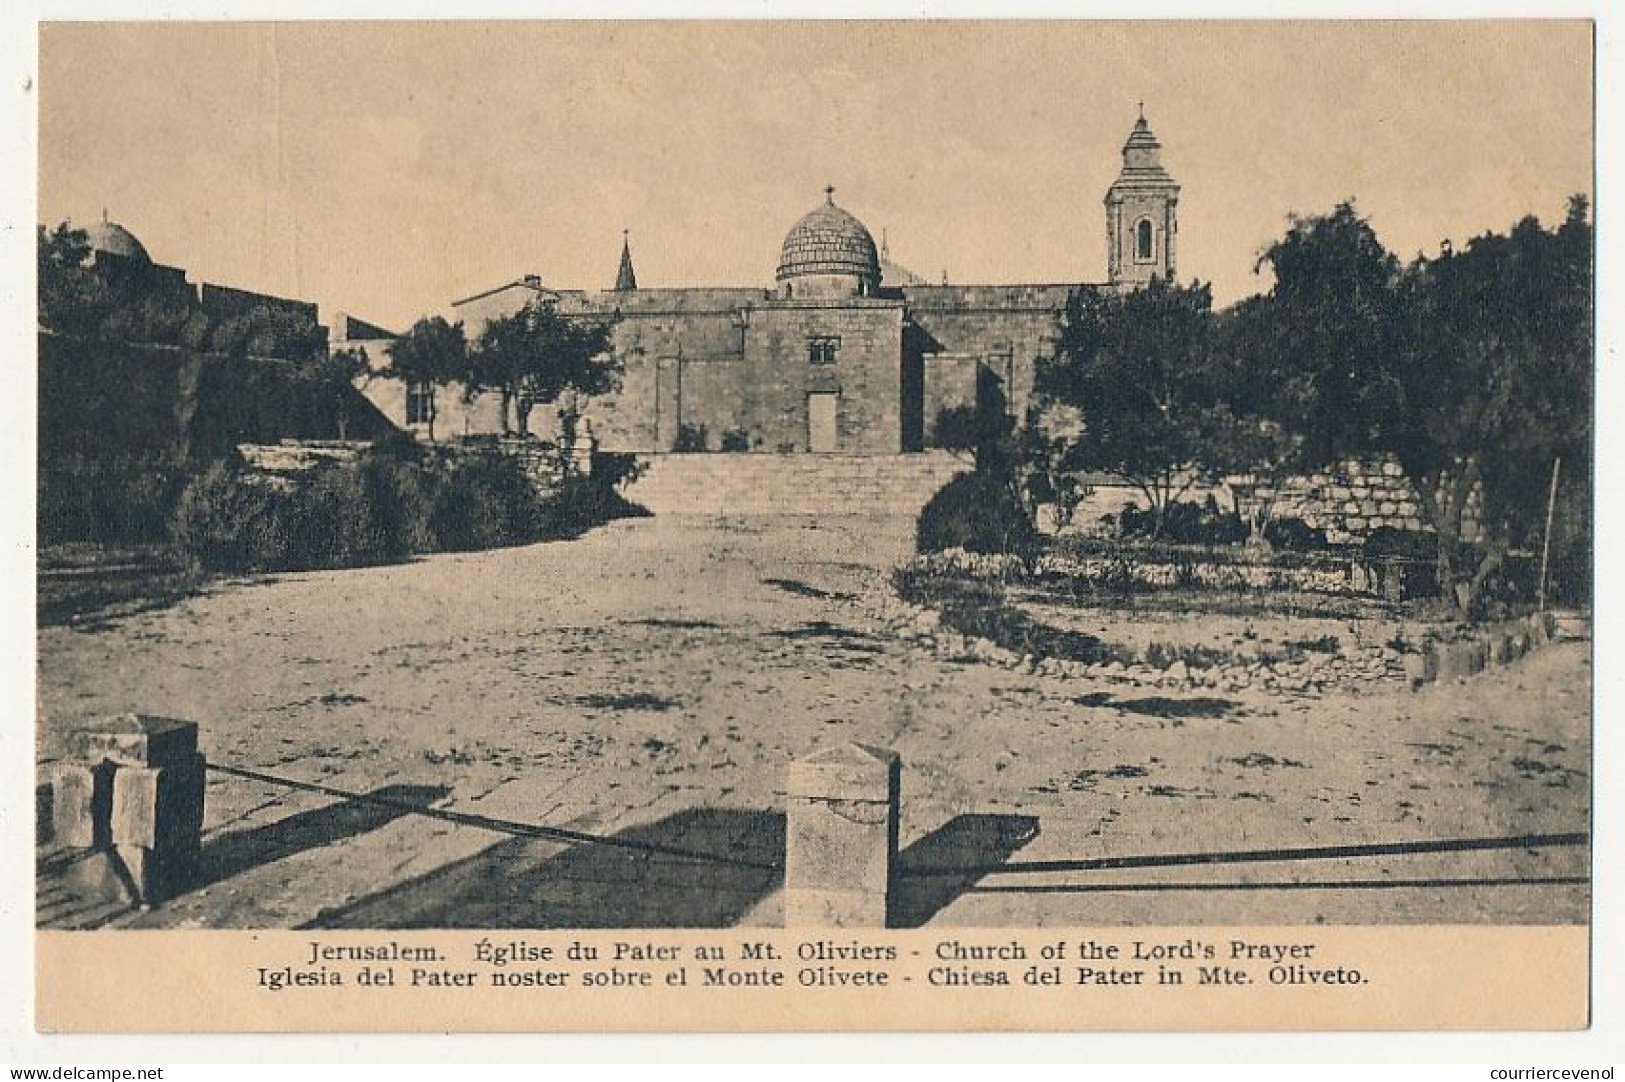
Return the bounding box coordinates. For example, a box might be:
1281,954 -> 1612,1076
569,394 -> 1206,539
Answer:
337,112 -> 1181,454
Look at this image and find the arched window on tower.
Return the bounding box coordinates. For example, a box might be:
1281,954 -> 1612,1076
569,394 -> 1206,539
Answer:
1135,218 -> 1155,262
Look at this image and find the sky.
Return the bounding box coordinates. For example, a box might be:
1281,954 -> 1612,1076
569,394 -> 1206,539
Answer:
38,20 -> 1593,332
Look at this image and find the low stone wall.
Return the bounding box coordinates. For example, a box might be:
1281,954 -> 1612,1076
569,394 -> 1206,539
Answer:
1243,455 -> 1483,545
236,440 -> 368,487
239,437 -> 567,498
1054,454 -> 1482,546
1405,612 -> 1560,687
914,546 -> 1400,600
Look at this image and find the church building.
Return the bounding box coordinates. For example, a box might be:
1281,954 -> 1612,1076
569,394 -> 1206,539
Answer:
377,112 -> 1179,454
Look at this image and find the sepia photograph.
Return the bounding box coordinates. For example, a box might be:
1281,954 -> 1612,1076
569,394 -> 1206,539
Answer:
23,15 -> 1598,1033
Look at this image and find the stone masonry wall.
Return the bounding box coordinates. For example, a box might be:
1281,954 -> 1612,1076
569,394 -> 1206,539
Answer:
901,284 -> 1076,424
741,300 -> 906,454
1261,455 -> 1482,544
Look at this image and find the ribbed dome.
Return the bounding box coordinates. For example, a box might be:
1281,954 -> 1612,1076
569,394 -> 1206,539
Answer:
775,193 -> 880,286
81,218 -> 151,263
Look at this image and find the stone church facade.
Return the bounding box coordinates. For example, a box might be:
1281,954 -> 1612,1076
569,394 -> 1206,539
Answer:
368,112 -> 1180,454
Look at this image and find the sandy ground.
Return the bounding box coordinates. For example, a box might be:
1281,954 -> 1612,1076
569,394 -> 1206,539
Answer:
37,515 -> 1590,928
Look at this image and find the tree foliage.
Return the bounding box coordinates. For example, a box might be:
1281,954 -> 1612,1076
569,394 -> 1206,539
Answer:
1033,277 -> 1235,537
383,316 -> 468,441
467,300 -> 620,437
37,220 -> 324,362
1389,196 -> 1592,611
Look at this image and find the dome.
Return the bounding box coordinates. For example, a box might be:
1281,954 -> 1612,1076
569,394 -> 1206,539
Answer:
81,217 -> 151,264
776,190 -> 880,291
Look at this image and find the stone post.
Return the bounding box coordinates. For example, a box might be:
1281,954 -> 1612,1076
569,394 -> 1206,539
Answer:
784,742 -> 900,928
57,715 -> 205,905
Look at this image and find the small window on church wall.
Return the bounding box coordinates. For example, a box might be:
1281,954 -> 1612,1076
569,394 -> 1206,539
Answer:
808,337 -> 840,365
405,381 -> 434,425
1135,219 -> 1155,262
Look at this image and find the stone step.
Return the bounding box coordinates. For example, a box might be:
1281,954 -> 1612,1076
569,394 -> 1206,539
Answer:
623,452 -> 972,517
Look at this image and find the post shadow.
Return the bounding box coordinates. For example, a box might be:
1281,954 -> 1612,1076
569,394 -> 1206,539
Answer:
889,813 -> 1040,928
198,783 -> 450,889
36,782 -> 53,846
303,806 -> 785,929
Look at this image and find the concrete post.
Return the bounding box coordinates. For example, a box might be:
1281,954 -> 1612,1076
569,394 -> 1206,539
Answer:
784,742 -> 900,928
60,715 -> 205,905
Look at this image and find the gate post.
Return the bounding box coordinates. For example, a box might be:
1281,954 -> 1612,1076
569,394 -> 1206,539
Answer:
784,742 -> 900,928
54,715 -> 205,906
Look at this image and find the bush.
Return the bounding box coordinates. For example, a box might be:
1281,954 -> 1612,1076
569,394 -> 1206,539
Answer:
170,461 -> 291,571
720,428 -> 751,452
673,423 -> 709,452
917,471 -> 1036,555
39,459 -> 192,545
1363,525 -> 1436,561
1115,497 -> 1247,545
429,453 -> 542,551
168,443 -> 639,572
1263,516 -> 1328,551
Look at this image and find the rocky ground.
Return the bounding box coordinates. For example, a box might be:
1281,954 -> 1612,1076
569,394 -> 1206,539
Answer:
36,514 -> 1591,929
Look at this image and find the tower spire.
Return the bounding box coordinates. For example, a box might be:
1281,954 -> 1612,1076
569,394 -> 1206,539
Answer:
614,229 -> 638,292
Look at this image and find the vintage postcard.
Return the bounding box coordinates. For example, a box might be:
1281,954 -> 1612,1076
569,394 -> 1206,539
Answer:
28,18 -> 1594,1033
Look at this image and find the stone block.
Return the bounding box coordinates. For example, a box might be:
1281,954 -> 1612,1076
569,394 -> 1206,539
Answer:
1437,640 -> 1488,679
785,742 -> 900,928
110,754 -> 205,855
1491,632 -> 1516,665
1405,649 -> 1437,686
51,761 -> 115,849
74,714 -> 199,769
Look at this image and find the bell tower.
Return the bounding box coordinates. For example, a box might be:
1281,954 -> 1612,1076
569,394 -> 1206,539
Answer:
1105,106 -> 1180,288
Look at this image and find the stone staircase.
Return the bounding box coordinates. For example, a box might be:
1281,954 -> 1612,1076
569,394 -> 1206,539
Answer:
622,451 -> 973,517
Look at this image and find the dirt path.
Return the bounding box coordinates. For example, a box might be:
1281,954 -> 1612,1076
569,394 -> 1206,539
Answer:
37,515 -> 1590,928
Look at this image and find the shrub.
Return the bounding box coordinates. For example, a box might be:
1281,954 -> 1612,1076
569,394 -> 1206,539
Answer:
1263,516 -> 1329,551
1116,497 -> 1248,545
672,423 -> 709,452
720,428 -> 751,452
916,471 -> 1036,555
170,461 -> 290,571
429,453 -> 542,551
1363,525 -> 1436,561
39,459 -> 192,546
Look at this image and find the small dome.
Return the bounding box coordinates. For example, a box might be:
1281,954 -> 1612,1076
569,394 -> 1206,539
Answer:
81,217 -> 151,263
776,190 -> 880,288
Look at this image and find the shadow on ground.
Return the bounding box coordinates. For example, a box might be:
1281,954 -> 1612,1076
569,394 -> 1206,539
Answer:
37,783 -> 53,846
303,807 -> 787,929
891,813 -> 1041,928
1073,694 -> 1242,720
199,783 -> 450,889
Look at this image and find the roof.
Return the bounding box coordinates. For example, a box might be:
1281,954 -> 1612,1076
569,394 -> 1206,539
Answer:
776,191 -> 881,283
82,217 -> 150,263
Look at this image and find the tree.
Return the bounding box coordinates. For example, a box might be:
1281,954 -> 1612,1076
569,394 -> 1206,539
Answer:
467,299 -> 619,437
383,316 -> 468,442
1390,196 -> 1592,614
37,224 -> 111,337
1207,202 -> 1414,550
1033,277 -> 1230,538
296,346 -> 372,441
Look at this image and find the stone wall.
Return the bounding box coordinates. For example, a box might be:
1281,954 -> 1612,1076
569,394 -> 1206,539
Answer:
900,284 -> 1075,424
1258,455 -> 1482,544
920,353 -> 980,445
1049,456 -> 1481,546
738,300 -> 907,454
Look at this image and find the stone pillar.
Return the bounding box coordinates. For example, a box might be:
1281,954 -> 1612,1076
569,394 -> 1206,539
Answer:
784,742 -> 900,928
56,715 -> 205,905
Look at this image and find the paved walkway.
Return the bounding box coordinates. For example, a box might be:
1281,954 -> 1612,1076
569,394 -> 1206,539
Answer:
37,515 -> 1590,928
